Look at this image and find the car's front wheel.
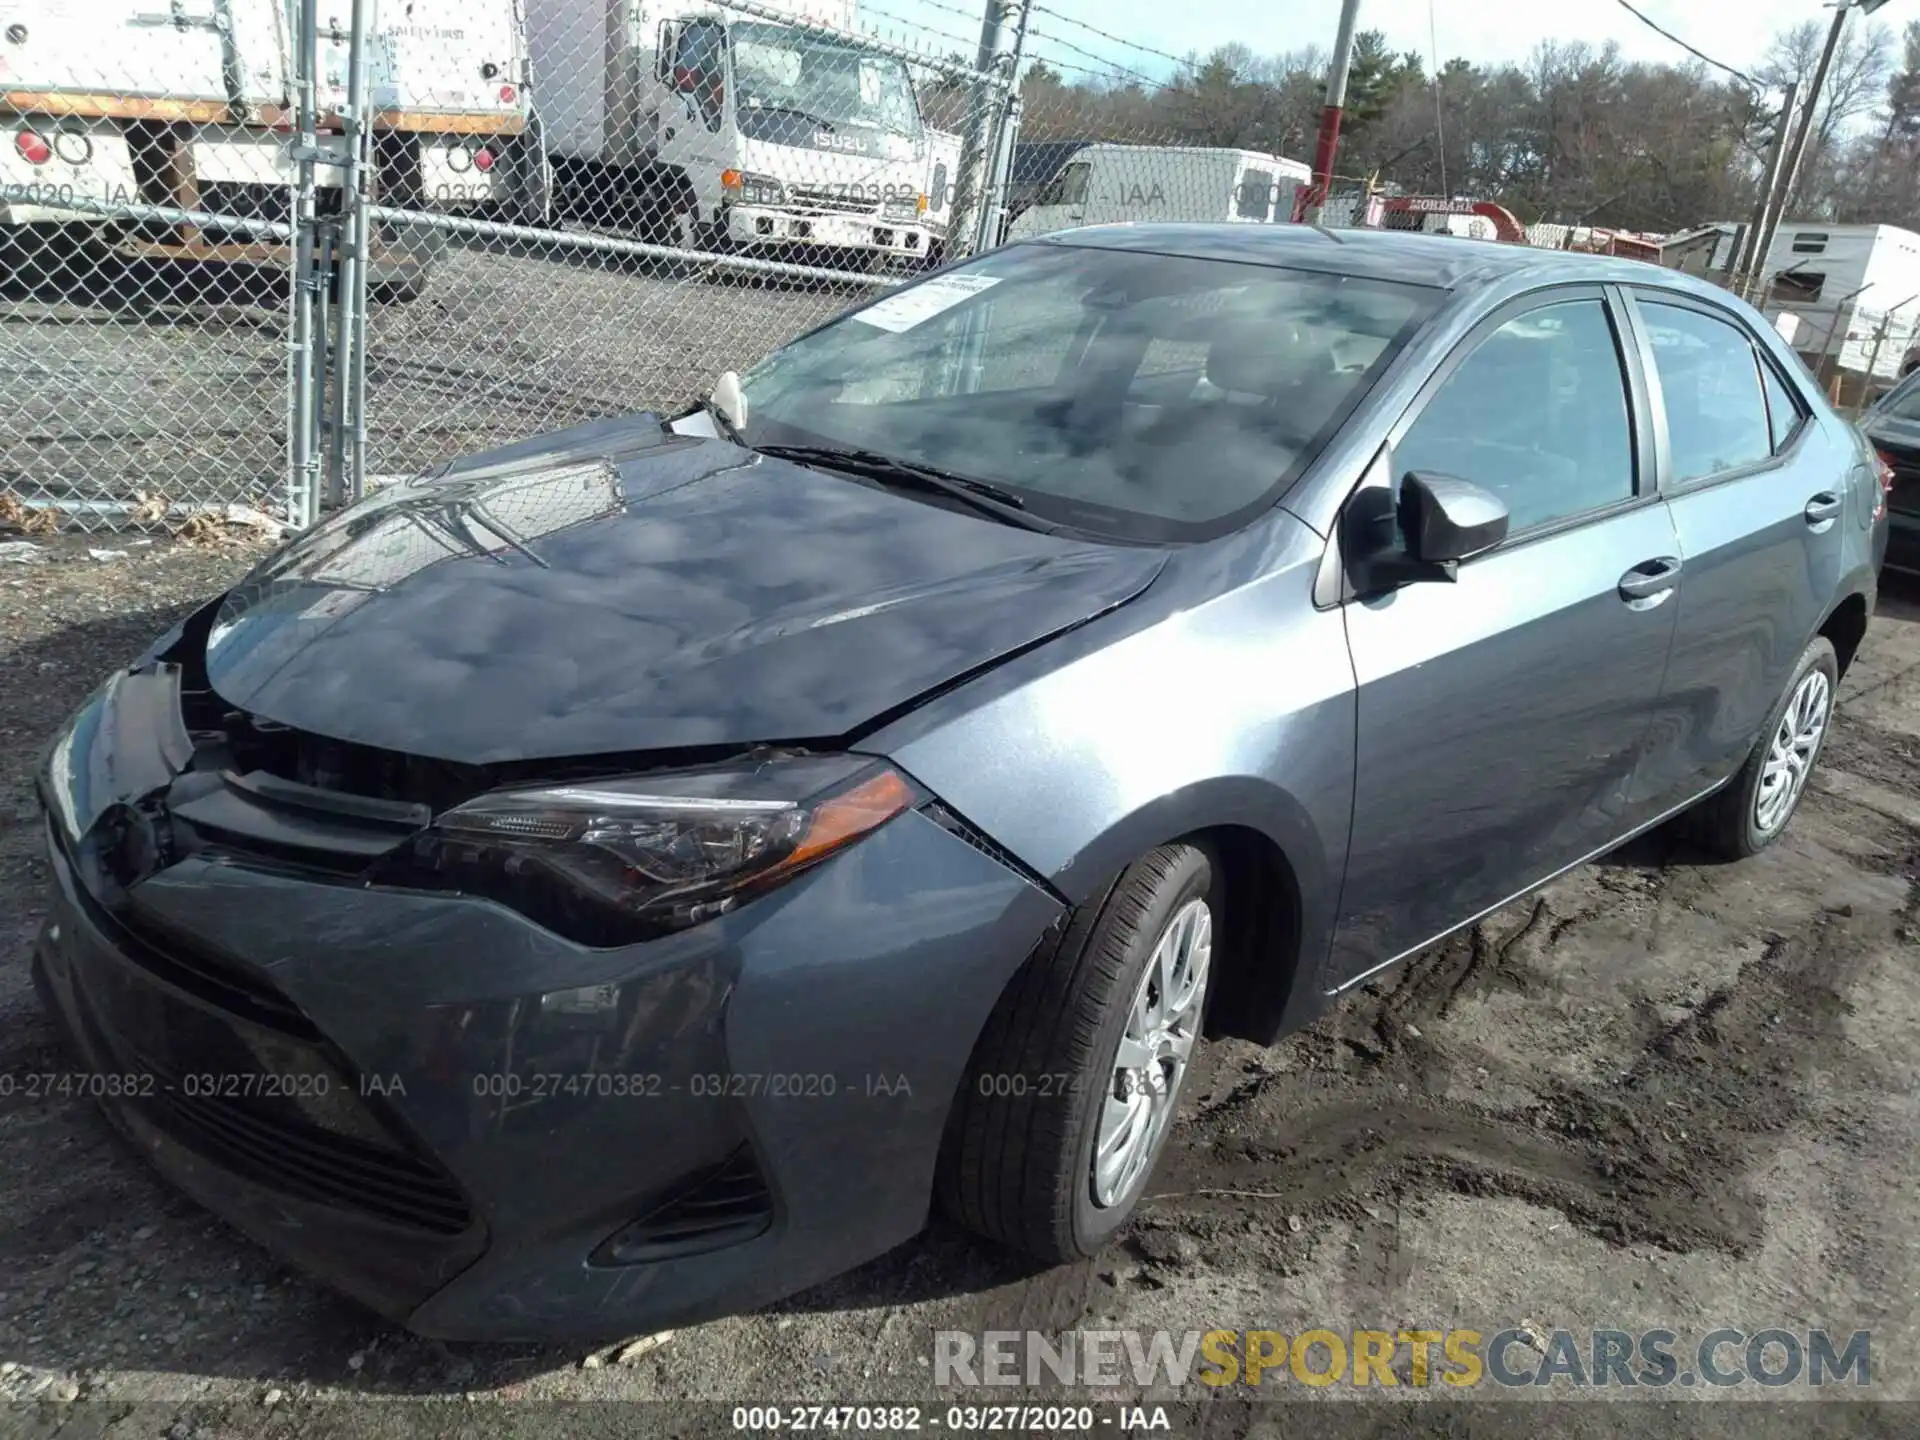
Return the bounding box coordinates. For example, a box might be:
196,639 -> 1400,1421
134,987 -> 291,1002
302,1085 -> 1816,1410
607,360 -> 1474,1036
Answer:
1692,634 -> 1838,858
937,842 -> 1217,1261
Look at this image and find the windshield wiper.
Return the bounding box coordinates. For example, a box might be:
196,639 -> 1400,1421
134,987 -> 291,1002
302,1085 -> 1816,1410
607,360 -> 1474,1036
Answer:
752,443 -> 1055,532
702,398 -> 745,445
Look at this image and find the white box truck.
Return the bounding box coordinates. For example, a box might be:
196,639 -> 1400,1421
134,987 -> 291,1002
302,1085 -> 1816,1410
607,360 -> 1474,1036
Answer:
528,0 -> 941,265
0,0 -> 530,285
1003,144 -> 1311,242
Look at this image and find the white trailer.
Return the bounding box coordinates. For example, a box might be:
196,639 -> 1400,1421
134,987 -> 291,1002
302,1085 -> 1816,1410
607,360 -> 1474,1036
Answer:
0,0 -> 530,282
528,0 -> 940,265
1753,222 -> 1920,379
1002,144 -> 1311,242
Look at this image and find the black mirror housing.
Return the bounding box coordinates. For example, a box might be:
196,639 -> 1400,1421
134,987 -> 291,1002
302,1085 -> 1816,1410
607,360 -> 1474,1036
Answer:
1398,471 -> 1509,564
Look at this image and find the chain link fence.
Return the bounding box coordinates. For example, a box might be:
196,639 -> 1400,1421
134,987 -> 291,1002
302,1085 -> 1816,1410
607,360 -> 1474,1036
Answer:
0,0 -> 1429,535
353,0 -> 1009,488
0,0 -> 314,533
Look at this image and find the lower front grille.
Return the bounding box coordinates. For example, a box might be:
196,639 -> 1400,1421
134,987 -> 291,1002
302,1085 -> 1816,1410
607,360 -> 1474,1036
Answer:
56,821 -> 317,1040
53,834 -> 475,1238
143,1076 -> 474,1235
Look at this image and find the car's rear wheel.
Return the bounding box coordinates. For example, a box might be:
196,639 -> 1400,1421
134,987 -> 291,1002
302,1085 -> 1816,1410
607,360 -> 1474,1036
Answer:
937,842 -> 1216,1261
1691,634 -> 1838,859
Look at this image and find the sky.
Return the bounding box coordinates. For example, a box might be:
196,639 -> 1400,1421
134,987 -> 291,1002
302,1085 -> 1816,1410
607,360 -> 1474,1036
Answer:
870,0 -> 1867,84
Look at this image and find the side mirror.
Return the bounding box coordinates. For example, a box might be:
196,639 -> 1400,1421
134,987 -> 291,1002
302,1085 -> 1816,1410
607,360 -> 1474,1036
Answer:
1348,470 -> 1509,593
673,64 -> 704,93
1398,470 -> 1509,564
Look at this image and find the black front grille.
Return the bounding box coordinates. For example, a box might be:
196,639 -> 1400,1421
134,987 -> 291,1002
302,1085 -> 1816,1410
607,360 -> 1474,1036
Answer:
52,828 -> 475,1238
71,994 -> 476,1238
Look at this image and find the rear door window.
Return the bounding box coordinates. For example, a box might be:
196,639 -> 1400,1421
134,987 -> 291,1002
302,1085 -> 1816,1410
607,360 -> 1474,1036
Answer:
1638,301 -> 1774,482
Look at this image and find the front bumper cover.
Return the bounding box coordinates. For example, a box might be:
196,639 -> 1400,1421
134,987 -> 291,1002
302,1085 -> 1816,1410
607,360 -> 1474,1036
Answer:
34,659 -> 1062,1341
723,203 -> 929,254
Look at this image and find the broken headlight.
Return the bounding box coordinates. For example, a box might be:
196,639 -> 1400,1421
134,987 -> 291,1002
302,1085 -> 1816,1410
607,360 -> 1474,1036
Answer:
368,754 -> 914,946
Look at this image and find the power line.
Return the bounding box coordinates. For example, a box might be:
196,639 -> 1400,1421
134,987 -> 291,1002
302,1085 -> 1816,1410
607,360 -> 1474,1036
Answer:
851,2 -> 988,57
1022,26 -> 1173,92
887,0 -> 994,25
1611,0 -> 1763,91
1027,4 -> 1200,74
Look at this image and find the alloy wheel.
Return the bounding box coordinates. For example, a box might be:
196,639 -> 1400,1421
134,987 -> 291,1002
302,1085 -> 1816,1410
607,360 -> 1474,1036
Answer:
1754,669 -> 1831,834
1091,896 -> 1211,1209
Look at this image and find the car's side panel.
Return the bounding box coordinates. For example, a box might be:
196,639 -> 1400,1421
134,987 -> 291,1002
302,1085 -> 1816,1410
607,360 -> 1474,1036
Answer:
1320,283 -> 1683,988
872,513 -> 1357,1037
1332,501 -> 1682,988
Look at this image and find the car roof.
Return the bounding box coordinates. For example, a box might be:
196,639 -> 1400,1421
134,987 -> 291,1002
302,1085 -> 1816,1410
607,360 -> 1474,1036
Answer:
1037,222 -> 1729,300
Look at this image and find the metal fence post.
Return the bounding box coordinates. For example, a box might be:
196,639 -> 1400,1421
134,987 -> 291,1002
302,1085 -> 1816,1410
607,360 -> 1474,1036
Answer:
324,0 -> 377,509
948,0 -> 1021,261
983,75 -> 1029,253
285,0 -> 322,528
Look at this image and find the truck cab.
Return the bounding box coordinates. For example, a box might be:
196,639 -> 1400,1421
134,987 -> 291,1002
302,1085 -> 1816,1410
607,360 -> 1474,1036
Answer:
643,3 -> 936,264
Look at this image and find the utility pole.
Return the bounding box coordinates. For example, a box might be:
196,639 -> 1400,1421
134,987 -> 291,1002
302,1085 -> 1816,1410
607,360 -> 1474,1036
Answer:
1752,0 -> 1899,294
977,2 -> 1033,252
1301,0 -> 1364,223
1767,4 -> 1850,248
1733,80 -> 1800,296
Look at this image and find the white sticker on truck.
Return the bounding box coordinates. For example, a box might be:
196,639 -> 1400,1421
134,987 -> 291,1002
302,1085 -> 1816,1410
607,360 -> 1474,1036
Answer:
850,273 -> 1001,333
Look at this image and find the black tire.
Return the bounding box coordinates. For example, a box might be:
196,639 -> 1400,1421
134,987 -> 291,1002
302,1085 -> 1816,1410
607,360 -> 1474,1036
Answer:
365,226 -> 446,306
937,842 -> 1217,1261
1689,634 -> 1838,860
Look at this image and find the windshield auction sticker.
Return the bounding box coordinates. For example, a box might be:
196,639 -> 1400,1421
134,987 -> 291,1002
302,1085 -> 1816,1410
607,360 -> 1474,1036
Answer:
850,273 -> 1001,333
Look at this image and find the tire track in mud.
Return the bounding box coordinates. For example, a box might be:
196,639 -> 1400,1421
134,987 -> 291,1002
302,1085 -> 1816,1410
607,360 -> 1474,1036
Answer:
1146,885 -> 1897,1271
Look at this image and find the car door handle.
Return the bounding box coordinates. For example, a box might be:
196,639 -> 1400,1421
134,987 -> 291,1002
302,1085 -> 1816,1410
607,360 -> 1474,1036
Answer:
1804,492 -> 1843,525
1618,556 -> 1683,603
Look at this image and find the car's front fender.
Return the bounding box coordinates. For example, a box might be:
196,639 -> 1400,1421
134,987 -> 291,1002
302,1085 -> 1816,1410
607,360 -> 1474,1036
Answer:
866,513 -> 1358,1029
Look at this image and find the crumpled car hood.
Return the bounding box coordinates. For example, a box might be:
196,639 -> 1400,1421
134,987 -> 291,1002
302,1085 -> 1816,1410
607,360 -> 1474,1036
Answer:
203,416 -> 1166,764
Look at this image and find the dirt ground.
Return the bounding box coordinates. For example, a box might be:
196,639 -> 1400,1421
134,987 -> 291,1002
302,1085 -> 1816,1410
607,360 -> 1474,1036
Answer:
1,536 -> 1917,1437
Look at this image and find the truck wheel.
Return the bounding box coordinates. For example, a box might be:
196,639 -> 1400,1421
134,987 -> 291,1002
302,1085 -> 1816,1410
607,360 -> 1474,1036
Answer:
366,226 -> 448,306
937,842 -> 1217,1261
1688,635 -> 1838,859
644,206 -> 728,279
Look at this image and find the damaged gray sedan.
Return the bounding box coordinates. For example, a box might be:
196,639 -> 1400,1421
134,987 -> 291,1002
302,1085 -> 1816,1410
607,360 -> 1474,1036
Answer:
36,224 -> 1879,1339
